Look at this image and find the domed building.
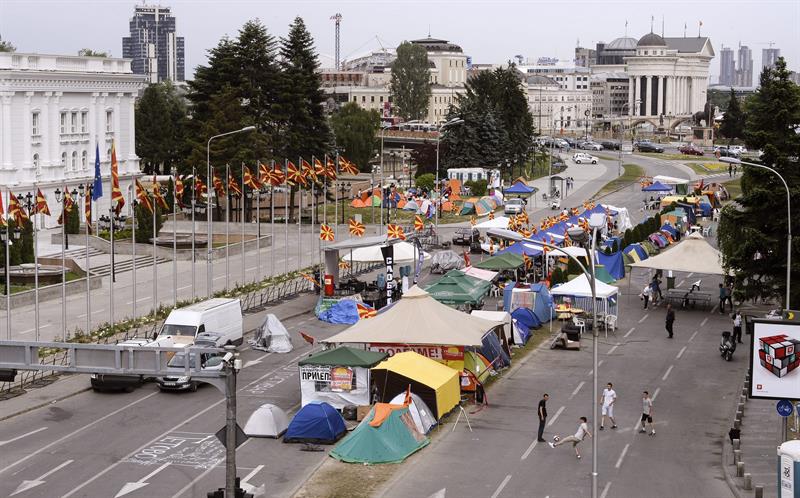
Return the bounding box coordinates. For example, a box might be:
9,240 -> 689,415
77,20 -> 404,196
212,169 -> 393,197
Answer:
595,36 -> 638,66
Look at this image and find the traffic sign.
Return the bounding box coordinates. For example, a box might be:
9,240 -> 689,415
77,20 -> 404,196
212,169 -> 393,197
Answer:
777,399 -> 794,417
215,423 -> 248,449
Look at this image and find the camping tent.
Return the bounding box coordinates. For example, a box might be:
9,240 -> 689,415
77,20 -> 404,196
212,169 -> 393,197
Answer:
642,181 -> 673,192
250,314 -> 293,353
550,274 -> 619,317
330,404 -> 429,464
470,310 -> 512,344
371,351 -> 460,419
475,198 -> 495,216
298,346 -> 388,409
284,401 -> 347,443
510,307 -> 538,344
474,252 -> 525,270
504,182 -> 535,194
244,403 -> 289,438
318,300 -> 360,325
343,241 -> 430,264
424,270 -> 491,306
430,250 -> 466,274
629,232 -> 725,275
388,392 -> 437,434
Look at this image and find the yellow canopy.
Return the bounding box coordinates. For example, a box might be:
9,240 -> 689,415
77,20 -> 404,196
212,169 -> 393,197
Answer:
371,351 -> 460,419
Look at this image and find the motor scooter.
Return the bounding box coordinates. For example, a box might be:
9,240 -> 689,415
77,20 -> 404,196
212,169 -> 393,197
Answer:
720,331 -> 736,361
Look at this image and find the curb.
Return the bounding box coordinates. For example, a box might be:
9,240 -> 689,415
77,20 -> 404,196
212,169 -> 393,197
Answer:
722,433 -> 743,498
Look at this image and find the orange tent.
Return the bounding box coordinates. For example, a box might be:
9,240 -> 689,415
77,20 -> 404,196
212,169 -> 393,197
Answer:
397,199 -> 407,209
350,198 -> 366,208
441,201 -> 455,212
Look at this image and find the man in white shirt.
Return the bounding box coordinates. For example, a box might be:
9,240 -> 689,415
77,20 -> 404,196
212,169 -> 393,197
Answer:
549,416 -> 593,459
640,391 -> 655,435
600,382 -> 617,430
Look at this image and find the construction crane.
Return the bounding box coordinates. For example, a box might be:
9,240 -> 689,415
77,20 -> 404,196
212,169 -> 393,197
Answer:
330,13 -> 342,70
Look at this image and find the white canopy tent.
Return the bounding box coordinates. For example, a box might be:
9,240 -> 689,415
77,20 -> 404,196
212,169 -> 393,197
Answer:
629,232 -> 725,275
550,274 -> 619,317
475,216 -> 512,229
470,310 -> 512,343
459,266 -> 499,282
343,241 -> 430,264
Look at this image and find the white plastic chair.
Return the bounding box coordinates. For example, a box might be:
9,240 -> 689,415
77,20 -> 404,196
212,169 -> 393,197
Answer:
572,316 -> 586,335
605,315 -> 617,337
702,226 -> 711,237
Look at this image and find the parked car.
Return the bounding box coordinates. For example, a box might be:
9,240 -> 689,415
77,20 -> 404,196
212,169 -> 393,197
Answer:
562,137 -> 577,147
504,198 -> 526,215
157,347 -> 225,392
90,338 -> 152,392
679,144 -> 704,156
572,152 -> 598,164
579,141 -> 602,151
157,298 -> 243,347
600,140 -> 621,150
451,227 -> 480,245
728,145 -> 747,154
635,142 -> 664,153
714,146 -> 740,158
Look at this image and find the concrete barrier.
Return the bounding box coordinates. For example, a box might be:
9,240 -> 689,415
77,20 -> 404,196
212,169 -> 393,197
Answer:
755,484 -> 763,498
733,438 -> 740,450
733,449 -> 741,465
743,473 -> 752,490
736,461 -> 744,477
734,419 -> 741,430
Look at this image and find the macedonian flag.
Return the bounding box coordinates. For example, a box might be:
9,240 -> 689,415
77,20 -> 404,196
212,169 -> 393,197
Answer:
319,223 -> 334,241
348,218 -> 365,237
414,215 -> 424,232
387,223 -> 406,240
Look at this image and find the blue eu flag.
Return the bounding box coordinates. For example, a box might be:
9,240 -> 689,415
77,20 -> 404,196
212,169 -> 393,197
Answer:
92,142 -> 103,201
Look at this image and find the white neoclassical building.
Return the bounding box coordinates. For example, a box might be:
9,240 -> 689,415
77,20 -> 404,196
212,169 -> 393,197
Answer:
625,33 -> 715,125
0,52 -> 145,227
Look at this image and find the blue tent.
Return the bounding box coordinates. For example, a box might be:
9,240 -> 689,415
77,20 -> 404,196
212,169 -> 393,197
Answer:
596,251 -> 625,280
623,244 -> 648,261
676,202 -> 697,225
498,241 -> 542,257
660,224 -> 678,237
480,331 -> 511,369
284,401 -> 347,443
504,182 -> 535,194
530,283 -> 555,323
318,300 -> 360,324
642,181 -> 673,192
511,308 -> 538,344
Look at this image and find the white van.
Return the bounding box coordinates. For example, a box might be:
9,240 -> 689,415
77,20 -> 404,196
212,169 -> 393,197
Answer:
158,298 -> 243,346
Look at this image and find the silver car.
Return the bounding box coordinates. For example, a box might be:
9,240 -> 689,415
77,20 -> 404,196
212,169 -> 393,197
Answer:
504,198 -> 526,215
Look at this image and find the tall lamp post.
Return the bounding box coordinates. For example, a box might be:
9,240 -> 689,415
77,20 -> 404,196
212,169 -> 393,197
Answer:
18,192 -> 40,341
206,126 -> 255,298
1,221 -> 21,340
434,117 -> 464,233
719,157 -> 792,309
339,182 -> 351,226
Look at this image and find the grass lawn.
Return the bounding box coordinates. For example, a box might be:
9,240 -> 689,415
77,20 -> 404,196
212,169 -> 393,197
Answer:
722,177 -> 742,198
316,202 -> 503,226
686,161 -> 729,175
593,163 -> 645,198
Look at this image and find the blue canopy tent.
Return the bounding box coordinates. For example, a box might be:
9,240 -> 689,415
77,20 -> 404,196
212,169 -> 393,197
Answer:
284,401 -> 347,443
510,307 -> 538,344
596,251 -> 625,280
642,181 -> 673,192
504,182 -> 536,195
498,241 -> 544,257
480,331 -> 511,369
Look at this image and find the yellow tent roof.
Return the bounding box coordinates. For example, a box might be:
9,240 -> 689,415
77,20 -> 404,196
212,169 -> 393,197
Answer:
372,351 -> 460,418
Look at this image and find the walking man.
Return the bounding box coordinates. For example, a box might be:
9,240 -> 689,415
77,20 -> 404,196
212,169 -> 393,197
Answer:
732,310 -> 743,344
549,416 -> 593,459
725,283 -> 734,310
537,393 -> 549,442
651,274 -> 663,305
640,391 -> 655,436
600,383 -> 617,429
718,283 -> 727,314
666,304 -> 675,338
642,283 -> 652,310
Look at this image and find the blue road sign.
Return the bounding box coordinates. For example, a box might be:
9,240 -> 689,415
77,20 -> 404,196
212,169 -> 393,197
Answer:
777,399 -> 794,417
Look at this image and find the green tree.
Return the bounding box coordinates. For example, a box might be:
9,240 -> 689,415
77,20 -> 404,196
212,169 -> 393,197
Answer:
718,58 -> 800,307
330,103 -> 380,172
136,82 -> 189,175
390,42 -> 431,121
441,99 -> 506,170
78,49 -> 109,57
464,179 -> 487,196
411,140 -> 439,177
0,37 -> 15,53
66,206 -> 79,235
415,173 -> 435,191
719,88 -> 746,143
134,205 -> 164,244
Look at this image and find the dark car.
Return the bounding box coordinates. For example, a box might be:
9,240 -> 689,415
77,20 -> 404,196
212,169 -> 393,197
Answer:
715,146 -> 740,158
451,227 -> 480,245
635,142 -> 664,153
679,144 -> 704,156
90,338 -> 151,392
600,140 -> 621,150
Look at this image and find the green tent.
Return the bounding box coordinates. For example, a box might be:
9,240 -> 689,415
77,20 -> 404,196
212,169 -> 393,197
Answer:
424,270 -> 492,306
298,346 -> 388,368
474,252 -> 525,270
330,405 -> 429,464
594,266 -> 616,284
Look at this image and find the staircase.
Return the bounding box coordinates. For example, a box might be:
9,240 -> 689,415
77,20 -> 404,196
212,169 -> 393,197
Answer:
89,255 -> 171,277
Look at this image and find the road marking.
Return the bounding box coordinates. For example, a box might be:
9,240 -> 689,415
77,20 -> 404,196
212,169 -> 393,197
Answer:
0,392 -> 157,476
547,406 -> 565,427
490,474 -> 512,498
607,344 -> 619,355
662,365 -> 674,381
687,273 -> 694,278
114,462 -> 171,497
689,330 -> 698,342
242,464 -> 264,483
125,297 -> 151,305
652,387 -> 661,401
0,426 -> 48,446
600,482 -> 612,498
520,440 -> 538,460
677,279 -> 685,288
638,314 -> 649,323
615,443 -> 630,469
701,318 -> 708,327
177,285 -> 192,291
624,327 -> 635,338
76,308 -> 105,318
676,346 -> 687,359
11,459 -> 73,496
19,324 -> 53,335
587,360 -> 604,376
570,381 -> 585,400
710,304 -> 718,314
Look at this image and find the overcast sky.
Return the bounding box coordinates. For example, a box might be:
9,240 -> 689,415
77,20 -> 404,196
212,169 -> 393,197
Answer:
1,0 -> 798,83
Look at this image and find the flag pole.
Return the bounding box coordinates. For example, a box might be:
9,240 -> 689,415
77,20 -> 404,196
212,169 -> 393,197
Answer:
130,181 -> 136,321
171,172 -> 177,307
271,160 -> 275,279
256,167 -> 261,283
298,156 -> 303,272
225,164 -> 230,290
85,186 -> 91,339
241,162 -> 246,286
109,204 -> 115,337
61,186 -> 67,341
152,179 -> 157,320
5,190 -> 11,340
284,159 -> 288,271
191,169 -> 196,300
334,154 -> 339,242
33,187 -> 40,342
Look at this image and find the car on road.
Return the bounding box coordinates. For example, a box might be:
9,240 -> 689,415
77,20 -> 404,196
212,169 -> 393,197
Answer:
157,347 -> 225,392
504,198 -> 526,215
599,140 -> 621,150
714,146 -> 740,158
451,227 -> 480,245
578,141 -> 603,151
572,152 -> 598,164
90,338 -> 152,392
635,142 -> 664,153
678,144 -> 704,156
728,145 -> 747,154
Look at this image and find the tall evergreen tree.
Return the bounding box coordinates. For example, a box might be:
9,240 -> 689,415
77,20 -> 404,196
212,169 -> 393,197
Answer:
718,58 -> 800,307
441,99 -> 505,170
719,88 -> 746,143
330,103 -> 380,171
136,82 -> 189,175
390,42 -> 431,121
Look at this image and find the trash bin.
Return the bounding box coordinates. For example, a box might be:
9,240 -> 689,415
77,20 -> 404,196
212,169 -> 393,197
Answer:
667,276 -> 675,290
777,440 -> 800,497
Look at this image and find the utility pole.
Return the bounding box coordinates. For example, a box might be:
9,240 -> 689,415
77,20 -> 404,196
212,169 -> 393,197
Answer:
331,13 -> 342,70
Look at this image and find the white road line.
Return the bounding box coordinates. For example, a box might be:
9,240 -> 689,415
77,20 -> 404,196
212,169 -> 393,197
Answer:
242,464 -> 264,483
689,330 -> 699,342
587,360 -> 604,376
520,440 -> 538,460
652,387 -> 661,400
125,297 -> 150,305
19,324 -> 52,335
0,393 -> 158,476
177,285 -> 192,291
701,318 -> 708,327
76,309 -> 105,318
607,345 -> 619,355
490,474 -> 512,498
677,279 -> 685,288
624,327 -> 635,338
600,482 -> 612,498
0,426 -> 48,446
615,443 -> 630,468
687,273 -> 694,278
662,365 -> 674,381
676,346 -> 687,359
710,304 -> 718,314
547,406 -> 565,428
638,314 -> 649,323
570,381 -> 585,400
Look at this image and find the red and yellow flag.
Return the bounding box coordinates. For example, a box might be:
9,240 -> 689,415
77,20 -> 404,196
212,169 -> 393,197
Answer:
313,158 -> 326,180
271,164 -> 286,186
57,188 -> 75,225
212,172 -> 225,198
338,259 -> 351,270
228,174 -> 242,197
488,239 -> 495,255
470,216 -> 477,227
319,224 -> 334,241
523,253 -> 533,270
174,176 -> 185,208
110,142 -> 125,214
153,177 -> 169,210
258,162 -> 271,186
243,166 -> 262,190
286,161 -> 306,187
301,159 -> 317,183
35,188 -> 50,216
414,215 -> 424,232
348,218 -> 365,237
84,188 -> 92,234
338,156 -> 359,175
357,302 -> 377,319
0,192 -> 7,227
387,224 -> 405,240
135,179 -> 153,214
8,192 -> 27,225
488,211 -> 494,220
325,158 -> 337,180
195,175 -> 208,198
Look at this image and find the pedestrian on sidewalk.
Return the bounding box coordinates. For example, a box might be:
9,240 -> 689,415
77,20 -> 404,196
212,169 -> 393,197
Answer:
600,383 -> 617,429
549,416 -> 593,459
665,304 -> 675,338
732,310 -> 743,344
725,282 -> 734,310
537,393 -> 549,442
640,391 -> 655,435
718,283 -> 726,313
651,274 -> 663,305
641,283 -> 652,310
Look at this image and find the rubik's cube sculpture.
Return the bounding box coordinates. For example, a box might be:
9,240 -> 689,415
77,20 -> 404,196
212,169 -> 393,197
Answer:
759,334 -> 800,378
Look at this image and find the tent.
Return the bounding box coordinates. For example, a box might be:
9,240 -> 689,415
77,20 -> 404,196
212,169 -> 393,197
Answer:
475,198 -> 495,216
459,266 -> 499,282
629,232 -> 725,275
460,200 -> 476,215
470,310 -> 512,344
475,216 -> 511,229
424,270 -> 491,306
622,244 -> 648,263
343,241 -> 430,264
403,200 -> 419,212
250,314 -> 293,353
284,401 -> 347,443
510,307 -> 538,344
430,250 -> 466,274
550,274 -> 619,317
318,300 -> 360,325
462,351 -> 493,391
498,241 -> 543,257
388,392 -> 437,434
653,175 -> 691,195
596,251 -> 625,280
474,252 -> 525,270
481,330 -> 511,369
244,403 -> 289,438
642,181 -> 673,192
371,351 -> 460,419
350,198 -> 366,208
593,266 -> 616,284
504,182 -> 535,194
604,204 -> 634,232
330,404 -> 429,464
298,346 -> 388,409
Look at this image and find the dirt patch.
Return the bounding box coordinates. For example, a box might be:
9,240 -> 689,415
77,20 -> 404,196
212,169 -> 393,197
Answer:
292,456 -> 398,498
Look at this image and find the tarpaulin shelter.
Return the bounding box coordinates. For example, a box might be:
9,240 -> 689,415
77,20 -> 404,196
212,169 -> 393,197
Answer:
298,346 -> 387,409
593,266 -> 616,284
244,403 -> 289,438
459,266 -> 499,282
504,182 -> 535,194
550,274 -> 619,317
250,314 -> 293,352
474,252 -> 525,270
388,392 -> 437,434
318,300 -> 361,325
284,401 -> 347,443
330,404 -> 429,464
629,232 -> 725,275
642,181 -> 673,192
371,351 -> 460,419
431,250 -> 466,274
596,251 -> 625,280
424,270 -> 491,306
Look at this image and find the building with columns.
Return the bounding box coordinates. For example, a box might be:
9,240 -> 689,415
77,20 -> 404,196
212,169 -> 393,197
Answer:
525,75 -> 593,135
0,52 -> 145,227
625,33 -> 715,125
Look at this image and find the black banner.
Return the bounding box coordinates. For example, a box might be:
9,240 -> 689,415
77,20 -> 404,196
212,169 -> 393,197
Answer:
381,244 -> 395,305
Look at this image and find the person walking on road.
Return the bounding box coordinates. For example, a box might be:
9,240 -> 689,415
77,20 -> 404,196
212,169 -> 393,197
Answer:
600,383 -> 617,429
549,416 -> 593,459
718,283 -> 727,314
732,310 -> 743,344
666,304 -> 675,338
537,394 -> 549,442
651,274 -> 663,305
640,391 -> 655,436
641,284 -> 653,310
725,283 -> 734,310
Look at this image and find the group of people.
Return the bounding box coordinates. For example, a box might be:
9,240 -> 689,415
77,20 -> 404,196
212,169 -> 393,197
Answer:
641,273 -> 663,309
538,384 -> 656,459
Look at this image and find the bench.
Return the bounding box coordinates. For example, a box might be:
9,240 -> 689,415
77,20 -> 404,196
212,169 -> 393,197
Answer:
665,289 -> 713,309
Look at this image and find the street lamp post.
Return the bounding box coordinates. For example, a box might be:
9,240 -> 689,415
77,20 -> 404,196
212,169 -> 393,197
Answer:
1,221 -> 21,340
206,126 -> 255,298
339,182 -> 351,226
435,118 -> 464,236
18,192 -> 39,341
719,157 -> 792,309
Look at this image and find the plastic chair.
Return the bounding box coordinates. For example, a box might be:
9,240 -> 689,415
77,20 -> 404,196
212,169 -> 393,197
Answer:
604,315 -> 617,337
702,226 -> 712,237
572,316 -> 586,335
